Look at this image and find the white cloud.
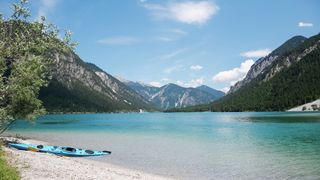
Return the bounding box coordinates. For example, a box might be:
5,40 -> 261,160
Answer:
298,22 -> 313,27
175,78 -> 204,88
148,78 -> 170,87
176,80 -> 185,86
149,77 -> 204,88
229,80 -> 239,86
185,77 -> 204,87
161,48 -> 186,59
190,65 -> 203,71
97,36 -> 139,45
212,59 -> 254,84
142,1 -> 219,25
149,81 -> 162,87
240,49 -> 271,58
220,87 -> 230,93
37,0 -> 59,19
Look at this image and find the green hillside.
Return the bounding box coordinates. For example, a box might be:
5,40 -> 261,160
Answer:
211,34 -> 320,111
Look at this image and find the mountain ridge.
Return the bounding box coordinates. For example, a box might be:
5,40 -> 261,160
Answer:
124,81 -> 225,110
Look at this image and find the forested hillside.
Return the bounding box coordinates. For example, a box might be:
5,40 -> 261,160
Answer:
211,34 -> 320,111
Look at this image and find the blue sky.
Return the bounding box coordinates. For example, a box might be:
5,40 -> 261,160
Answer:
1,0 -> 319,92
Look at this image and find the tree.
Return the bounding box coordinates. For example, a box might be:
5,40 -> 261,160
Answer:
0,0 -> 76,134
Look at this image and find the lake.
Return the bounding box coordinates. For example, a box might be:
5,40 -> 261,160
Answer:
6,112 -> 320,179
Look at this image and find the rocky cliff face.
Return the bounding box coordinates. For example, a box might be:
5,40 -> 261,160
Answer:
263,40 -> 319,81
124,82 -> 223,110
52,53 -> 115,100
85,63 -> 151,105
39,51 -> 152,112
229,36 -> 307,93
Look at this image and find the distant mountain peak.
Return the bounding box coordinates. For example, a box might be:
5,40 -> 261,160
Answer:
124,81 -> 225,110
196,85 -> 212,89
163,83 -> 181,88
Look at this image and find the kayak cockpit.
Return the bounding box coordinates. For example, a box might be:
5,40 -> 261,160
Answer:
62,147 -> 77,153
85,150 -> 94,154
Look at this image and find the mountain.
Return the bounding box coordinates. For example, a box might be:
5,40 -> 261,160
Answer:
211,33 -> 320,111
152,83 -> 218,110
167,33 -> 320,112
39,51 -> 153,112
124,81 -> 223,110
196,85 -> 225,98
229,35 -> 307,93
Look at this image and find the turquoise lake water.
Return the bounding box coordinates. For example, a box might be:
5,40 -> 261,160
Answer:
6,112 -> 320,179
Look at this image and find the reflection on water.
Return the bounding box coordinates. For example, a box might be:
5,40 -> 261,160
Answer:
6,112 -> 320,179
239,112 -> 320,123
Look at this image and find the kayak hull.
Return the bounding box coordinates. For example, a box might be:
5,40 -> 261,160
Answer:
9,143 -> 111,157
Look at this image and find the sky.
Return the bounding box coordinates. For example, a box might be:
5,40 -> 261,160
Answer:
0,0 -> 319,92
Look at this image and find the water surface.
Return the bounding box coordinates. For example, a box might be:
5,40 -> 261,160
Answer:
6,112 -> 320,179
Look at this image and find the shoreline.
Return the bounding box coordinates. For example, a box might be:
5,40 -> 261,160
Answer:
1,137 -> 172,180
288,99 -> 320,112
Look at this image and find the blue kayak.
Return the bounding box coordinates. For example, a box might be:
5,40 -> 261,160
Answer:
9,143 -> 111,157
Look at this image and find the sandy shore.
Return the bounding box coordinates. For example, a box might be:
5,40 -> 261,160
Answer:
2,137 -> 172,180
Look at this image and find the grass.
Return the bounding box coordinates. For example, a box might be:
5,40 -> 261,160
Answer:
0,142 -> 20,180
